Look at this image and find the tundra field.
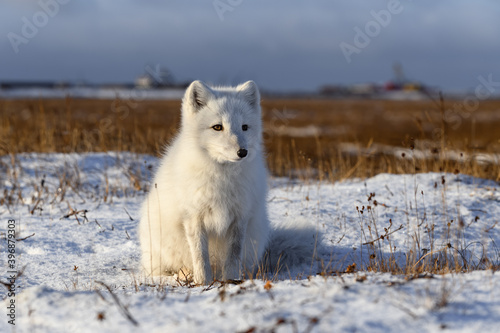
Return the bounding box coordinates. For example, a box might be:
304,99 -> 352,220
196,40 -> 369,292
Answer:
1,96 -> 500,332
1,97 -> 500,181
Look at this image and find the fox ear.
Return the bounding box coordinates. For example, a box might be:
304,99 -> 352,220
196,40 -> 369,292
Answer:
237,81 -> 260,107
185,80 -> 213,111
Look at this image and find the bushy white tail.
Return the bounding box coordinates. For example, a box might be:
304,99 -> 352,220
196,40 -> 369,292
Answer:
263,218 -> 319,275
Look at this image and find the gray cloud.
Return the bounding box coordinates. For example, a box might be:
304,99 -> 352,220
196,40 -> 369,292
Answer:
1,0 -> 499,92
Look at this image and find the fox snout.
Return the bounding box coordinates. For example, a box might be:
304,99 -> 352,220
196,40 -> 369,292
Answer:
237,148 -> 248,158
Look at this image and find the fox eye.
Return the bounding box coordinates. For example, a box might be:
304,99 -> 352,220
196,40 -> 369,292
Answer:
212,124 -> 223,131
242,125 -> 248,131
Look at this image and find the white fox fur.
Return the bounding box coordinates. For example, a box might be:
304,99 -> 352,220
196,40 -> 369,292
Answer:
139,80 -> 270,284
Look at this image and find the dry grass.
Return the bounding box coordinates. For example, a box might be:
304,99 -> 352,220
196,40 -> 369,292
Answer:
262,97 -> 500,181
351,179 -> 500,276
1,96 -> 499,182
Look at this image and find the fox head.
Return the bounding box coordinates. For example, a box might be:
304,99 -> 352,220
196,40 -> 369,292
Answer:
181,80 -> 263,164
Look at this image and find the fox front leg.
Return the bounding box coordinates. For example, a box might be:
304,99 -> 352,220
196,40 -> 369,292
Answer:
184,219 -> 213,285
222,221 -> 245,281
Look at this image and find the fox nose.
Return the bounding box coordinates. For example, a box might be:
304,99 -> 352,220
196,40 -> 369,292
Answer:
237,148 -> 248,158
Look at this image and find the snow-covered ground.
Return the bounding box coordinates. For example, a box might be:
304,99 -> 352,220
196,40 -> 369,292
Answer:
1,153 -> 499,332
338,142 -> 500,166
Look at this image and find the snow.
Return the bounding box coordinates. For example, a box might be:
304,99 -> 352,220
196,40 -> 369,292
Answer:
1,152 -> 499,332
339,142 -> 500,165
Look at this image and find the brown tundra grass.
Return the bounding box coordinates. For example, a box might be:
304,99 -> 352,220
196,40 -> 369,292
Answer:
1,96 -> 499,182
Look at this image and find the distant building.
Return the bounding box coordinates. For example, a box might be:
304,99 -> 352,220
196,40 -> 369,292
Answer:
319,62 -> 432,99
384,62 -> 427,92
135,65 -> 175,88
135,75 -> 154,89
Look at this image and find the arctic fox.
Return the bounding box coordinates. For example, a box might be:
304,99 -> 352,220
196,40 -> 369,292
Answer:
139,80 -> 270,284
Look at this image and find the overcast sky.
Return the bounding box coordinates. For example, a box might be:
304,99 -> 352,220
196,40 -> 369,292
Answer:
1,0 -> 499,92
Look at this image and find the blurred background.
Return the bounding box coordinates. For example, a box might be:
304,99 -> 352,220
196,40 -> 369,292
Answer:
1,0 -> 499,180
